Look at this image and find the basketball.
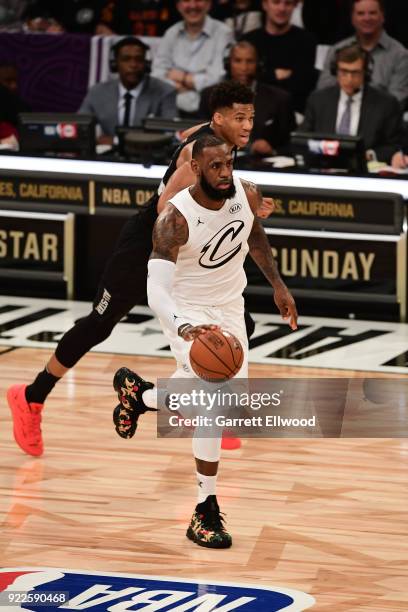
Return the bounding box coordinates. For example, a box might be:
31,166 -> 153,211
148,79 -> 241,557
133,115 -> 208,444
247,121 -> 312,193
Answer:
189,330 -> 244,382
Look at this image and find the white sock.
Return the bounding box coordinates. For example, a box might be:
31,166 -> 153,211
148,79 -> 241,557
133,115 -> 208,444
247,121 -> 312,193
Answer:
192,436 -> 222,462
196,472 -> 217,504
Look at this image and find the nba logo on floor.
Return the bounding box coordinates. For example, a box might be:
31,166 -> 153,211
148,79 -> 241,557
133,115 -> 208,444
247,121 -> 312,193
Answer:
0,568 -> 315,610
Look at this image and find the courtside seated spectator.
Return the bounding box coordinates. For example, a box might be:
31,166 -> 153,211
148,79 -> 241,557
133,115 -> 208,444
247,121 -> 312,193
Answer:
301,43 -> 402,164
199,42 -> 296,155
317,0 -> 408,108
151,0 -> 233,116
242,0 -> 317,113
79,37 -> 177,146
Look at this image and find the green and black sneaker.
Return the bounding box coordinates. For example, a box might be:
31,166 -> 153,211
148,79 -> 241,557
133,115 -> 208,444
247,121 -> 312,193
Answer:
186,495 -> 232,549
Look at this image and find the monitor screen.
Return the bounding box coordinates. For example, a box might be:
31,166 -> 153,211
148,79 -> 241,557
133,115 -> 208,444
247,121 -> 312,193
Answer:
290,132 -> 367,174
18,113 -> 95,158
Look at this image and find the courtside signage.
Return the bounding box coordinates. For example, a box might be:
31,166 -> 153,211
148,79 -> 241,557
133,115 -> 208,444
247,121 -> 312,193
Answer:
0,568 -> 315,611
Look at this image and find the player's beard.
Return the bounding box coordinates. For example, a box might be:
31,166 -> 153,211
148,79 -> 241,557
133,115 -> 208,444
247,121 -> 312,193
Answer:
200,173 -> 236,201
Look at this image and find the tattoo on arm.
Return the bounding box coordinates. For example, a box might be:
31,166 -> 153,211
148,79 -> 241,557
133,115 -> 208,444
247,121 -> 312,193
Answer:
241,179 -> 261,196
248,217 -> 282,286
150,203 -> 189,263
241,179 -> 263,214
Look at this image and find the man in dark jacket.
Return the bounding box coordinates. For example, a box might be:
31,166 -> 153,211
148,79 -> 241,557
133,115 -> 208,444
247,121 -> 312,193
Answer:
79,37 -> 177,145
301,43 -> 402,163
242,0 -> 317,112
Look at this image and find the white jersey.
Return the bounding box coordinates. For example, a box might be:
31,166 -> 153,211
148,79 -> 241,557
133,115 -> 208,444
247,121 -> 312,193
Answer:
168,176 -> 254,306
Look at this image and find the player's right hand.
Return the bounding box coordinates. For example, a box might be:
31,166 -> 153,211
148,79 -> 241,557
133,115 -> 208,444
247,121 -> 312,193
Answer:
178,324 -> 221,341
273,284 -> 298,331
257,197 -> 276,219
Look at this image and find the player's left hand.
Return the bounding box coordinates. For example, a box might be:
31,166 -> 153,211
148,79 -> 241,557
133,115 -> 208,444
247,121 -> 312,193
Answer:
273,283 -> 298,330
257,197 -> 276,219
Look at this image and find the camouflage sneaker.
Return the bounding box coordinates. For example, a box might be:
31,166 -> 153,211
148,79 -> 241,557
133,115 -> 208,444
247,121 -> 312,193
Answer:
186,495 -> 232,548
112,367 -> 156,438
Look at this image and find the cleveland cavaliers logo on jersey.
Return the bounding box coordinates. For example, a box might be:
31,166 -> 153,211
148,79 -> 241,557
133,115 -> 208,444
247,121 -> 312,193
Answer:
199,220 -> 245,269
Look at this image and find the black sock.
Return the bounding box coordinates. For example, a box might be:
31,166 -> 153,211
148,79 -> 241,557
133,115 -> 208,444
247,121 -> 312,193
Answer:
26,368 -> 60,404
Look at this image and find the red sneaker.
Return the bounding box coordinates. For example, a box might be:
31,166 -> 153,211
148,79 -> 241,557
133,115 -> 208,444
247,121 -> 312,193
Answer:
221,432 -> 241,450
7,384 -> 44,456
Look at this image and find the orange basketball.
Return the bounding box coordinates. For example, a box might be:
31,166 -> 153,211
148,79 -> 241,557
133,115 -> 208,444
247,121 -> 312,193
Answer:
189,330 -> 244,382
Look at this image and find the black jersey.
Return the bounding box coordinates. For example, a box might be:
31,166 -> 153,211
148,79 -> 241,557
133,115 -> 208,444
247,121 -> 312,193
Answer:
161,123 -> 214,191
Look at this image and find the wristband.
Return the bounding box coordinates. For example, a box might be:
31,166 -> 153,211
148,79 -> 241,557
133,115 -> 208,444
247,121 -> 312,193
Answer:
178,323 -> 192,337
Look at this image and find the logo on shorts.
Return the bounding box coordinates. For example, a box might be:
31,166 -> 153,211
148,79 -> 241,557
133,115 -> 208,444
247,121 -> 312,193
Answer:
95,289 -> 111,315
229,203 -> 242,214
0,568 -> 315,611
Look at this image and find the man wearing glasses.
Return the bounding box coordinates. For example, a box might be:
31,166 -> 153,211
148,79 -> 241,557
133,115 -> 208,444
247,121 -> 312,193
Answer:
300,43 -> 403,164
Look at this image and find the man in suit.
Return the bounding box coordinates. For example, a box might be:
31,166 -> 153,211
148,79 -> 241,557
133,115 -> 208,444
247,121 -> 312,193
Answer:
300,43 -> 402,163
317,0 -> 408,108
199,41 -> 296,155
79,37 -> 177,146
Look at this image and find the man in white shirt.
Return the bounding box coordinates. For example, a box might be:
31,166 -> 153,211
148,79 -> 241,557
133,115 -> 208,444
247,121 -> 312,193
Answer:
300,43 -> 402,163
151,0 -> 233,116
79,37 -> 177,145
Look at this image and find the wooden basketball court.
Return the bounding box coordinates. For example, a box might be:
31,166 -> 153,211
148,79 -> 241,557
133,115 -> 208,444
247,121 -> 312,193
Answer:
1,343 -> 407,610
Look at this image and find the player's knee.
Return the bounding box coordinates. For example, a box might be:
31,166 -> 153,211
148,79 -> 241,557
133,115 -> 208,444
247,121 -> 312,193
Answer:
87,309 -> 120,344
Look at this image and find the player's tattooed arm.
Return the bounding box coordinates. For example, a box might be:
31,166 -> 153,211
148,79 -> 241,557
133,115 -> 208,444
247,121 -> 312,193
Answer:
247,214 -> 282,286
241,178 -> 276,219
241,179 -> 263,214
150,203 -> 189,263
244,181 -> 298,330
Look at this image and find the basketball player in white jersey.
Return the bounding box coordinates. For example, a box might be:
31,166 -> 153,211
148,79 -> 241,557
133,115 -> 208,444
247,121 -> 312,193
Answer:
112,134 -> 297,548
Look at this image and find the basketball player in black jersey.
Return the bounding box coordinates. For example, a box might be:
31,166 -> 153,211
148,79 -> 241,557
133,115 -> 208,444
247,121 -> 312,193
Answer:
7,81 -> 292,457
